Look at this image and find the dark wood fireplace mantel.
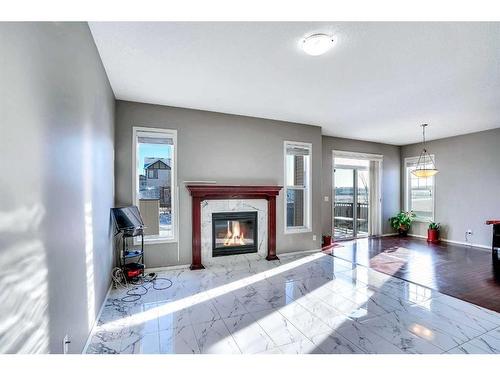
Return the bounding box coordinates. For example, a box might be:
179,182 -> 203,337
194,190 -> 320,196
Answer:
186,184 -> 283,270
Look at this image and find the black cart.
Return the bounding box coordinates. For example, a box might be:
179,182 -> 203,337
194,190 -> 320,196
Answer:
111,206 -> 145,279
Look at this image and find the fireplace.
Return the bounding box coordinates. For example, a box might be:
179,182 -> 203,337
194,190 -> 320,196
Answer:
212,211 -> 258,257
186,185 -> 282,269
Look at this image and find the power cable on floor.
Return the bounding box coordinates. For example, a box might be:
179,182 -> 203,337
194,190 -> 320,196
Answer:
111,267 -> 173,303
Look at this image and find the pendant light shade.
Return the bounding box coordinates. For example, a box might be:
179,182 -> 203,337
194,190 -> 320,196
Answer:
411,124 -> 438,178
412,168 -> 438,178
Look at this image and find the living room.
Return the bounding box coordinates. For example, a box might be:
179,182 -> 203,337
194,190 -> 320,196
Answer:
1,1 -> 499,371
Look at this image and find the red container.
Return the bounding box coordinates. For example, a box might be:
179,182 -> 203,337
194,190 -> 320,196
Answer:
322,235 -> 332,247
427,229 -> 440,244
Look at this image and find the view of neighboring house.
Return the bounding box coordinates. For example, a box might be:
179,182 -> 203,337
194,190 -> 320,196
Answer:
139,157 -> 172,207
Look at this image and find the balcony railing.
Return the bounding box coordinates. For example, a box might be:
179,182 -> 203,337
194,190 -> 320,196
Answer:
333,202 -> 369,237
334,202 -> 368,219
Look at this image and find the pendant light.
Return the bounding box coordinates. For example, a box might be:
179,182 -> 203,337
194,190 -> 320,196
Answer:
411,124 -> 438,178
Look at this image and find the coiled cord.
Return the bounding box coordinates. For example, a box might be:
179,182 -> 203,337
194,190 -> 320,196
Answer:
111,267 -> 173,303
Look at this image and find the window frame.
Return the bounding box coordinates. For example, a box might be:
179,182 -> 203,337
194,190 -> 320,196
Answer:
283,140 -> 312,234
132,126 -> 178,243
404,155 -> 436,222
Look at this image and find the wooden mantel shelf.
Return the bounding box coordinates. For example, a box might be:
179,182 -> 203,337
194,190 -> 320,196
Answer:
186,184 -> 282,198
186,184 -> 283,270
486,220 -> 500,225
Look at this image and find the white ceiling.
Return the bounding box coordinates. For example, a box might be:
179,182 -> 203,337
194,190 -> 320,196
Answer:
89,22 -> 500,145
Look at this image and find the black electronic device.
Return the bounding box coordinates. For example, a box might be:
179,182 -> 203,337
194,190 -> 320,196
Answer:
111,206 -> 144,237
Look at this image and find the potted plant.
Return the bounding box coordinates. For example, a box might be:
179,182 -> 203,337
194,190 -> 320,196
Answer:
427,222 -> 440,244
389,211 -> 416,236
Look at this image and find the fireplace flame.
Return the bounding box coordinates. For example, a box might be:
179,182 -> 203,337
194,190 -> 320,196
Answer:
223,220 -> 246,246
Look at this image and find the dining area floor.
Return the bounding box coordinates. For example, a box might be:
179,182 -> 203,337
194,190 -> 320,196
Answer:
328,236 -> 500,312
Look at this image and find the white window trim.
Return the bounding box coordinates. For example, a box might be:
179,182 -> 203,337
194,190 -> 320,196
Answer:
332,150 -> 384,237
404,155 -> 436,223
284,140 -> 312,234
132,126 -> 178,243
333,150 -> 383,161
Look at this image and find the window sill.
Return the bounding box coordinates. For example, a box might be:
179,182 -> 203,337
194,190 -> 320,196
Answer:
134,237 -> 177,245
413,218 -> 434,224
285,227 -> 312,234
145,238 -> 177,244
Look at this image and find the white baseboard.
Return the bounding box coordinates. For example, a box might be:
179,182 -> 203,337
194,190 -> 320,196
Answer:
146,264 -> 191,273
82,283 -> 112,354
279,248 -> 322,257
379,233 -> 398,237
146,250 -> 325,272
436,237 -> 490,251
407,233 -> 427,239
407,234 -> 490,251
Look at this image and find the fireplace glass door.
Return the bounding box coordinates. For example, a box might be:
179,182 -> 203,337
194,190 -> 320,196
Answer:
212,211 -> 258,257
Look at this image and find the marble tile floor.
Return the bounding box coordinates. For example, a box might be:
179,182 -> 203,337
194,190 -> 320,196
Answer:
86,251 -> 500,354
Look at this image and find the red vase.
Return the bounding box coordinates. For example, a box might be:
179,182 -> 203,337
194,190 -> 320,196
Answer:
427,229 -> 440,244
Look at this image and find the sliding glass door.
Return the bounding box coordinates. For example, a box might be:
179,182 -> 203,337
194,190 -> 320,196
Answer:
333,158 -> 370,240
333,168 -> 356,239
356,169 -> 369,237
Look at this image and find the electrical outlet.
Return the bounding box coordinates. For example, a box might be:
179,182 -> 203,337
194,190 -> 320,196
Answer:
324,196 -> 329,202
63,334 -> 71,354
312,235 -> 317,241
465,229 -> 474,247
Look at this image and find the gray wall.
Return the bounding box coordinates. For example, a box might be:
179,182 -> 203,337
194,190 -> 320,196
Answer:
115,100 -> 323,267
322,136 -> 401,235
401,128 -> 500,247
0,23 -> 115,353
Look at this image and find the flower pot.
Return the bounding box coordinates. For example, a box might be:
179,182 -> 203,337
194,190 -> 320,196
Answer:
322,235 -> 332,247
427,229 -> 440,244
398,225 -> 409,237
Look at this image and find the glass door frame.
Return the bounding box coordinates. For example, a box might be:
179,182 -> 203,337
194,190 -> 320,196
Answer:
333,164 -> 369,240
332,150 -> 384,240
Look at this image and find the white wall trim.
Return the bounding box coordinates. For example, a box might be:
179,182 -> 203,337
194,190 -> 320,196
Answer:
442,238 -> 490,251
331,150 -> 383,238
332,150 -> 383,161
278,248 -> 322,257
146,264 -> 191,273
132,126 -> 178,243
147,249 -> 327,270
408,234 -> 490,251
284,140 -> 312,234
82,283 -> 112,354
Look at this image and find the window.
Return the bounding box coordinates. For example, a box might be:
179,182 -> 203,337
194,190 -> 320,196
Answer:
133,127 -> 177,242
147,169 -> 158,179
284,141 -> 312,233
405,156 -> 435,221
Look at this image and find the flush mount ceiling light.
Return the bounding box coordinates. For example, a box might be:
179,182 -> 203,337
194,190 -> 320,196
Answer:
300,33 -> 335,56
412,124 -> 439,178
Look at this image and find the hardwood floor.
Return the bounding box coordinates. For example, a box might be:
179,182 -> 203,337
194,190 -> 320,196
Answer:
326,236 -> 500,312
